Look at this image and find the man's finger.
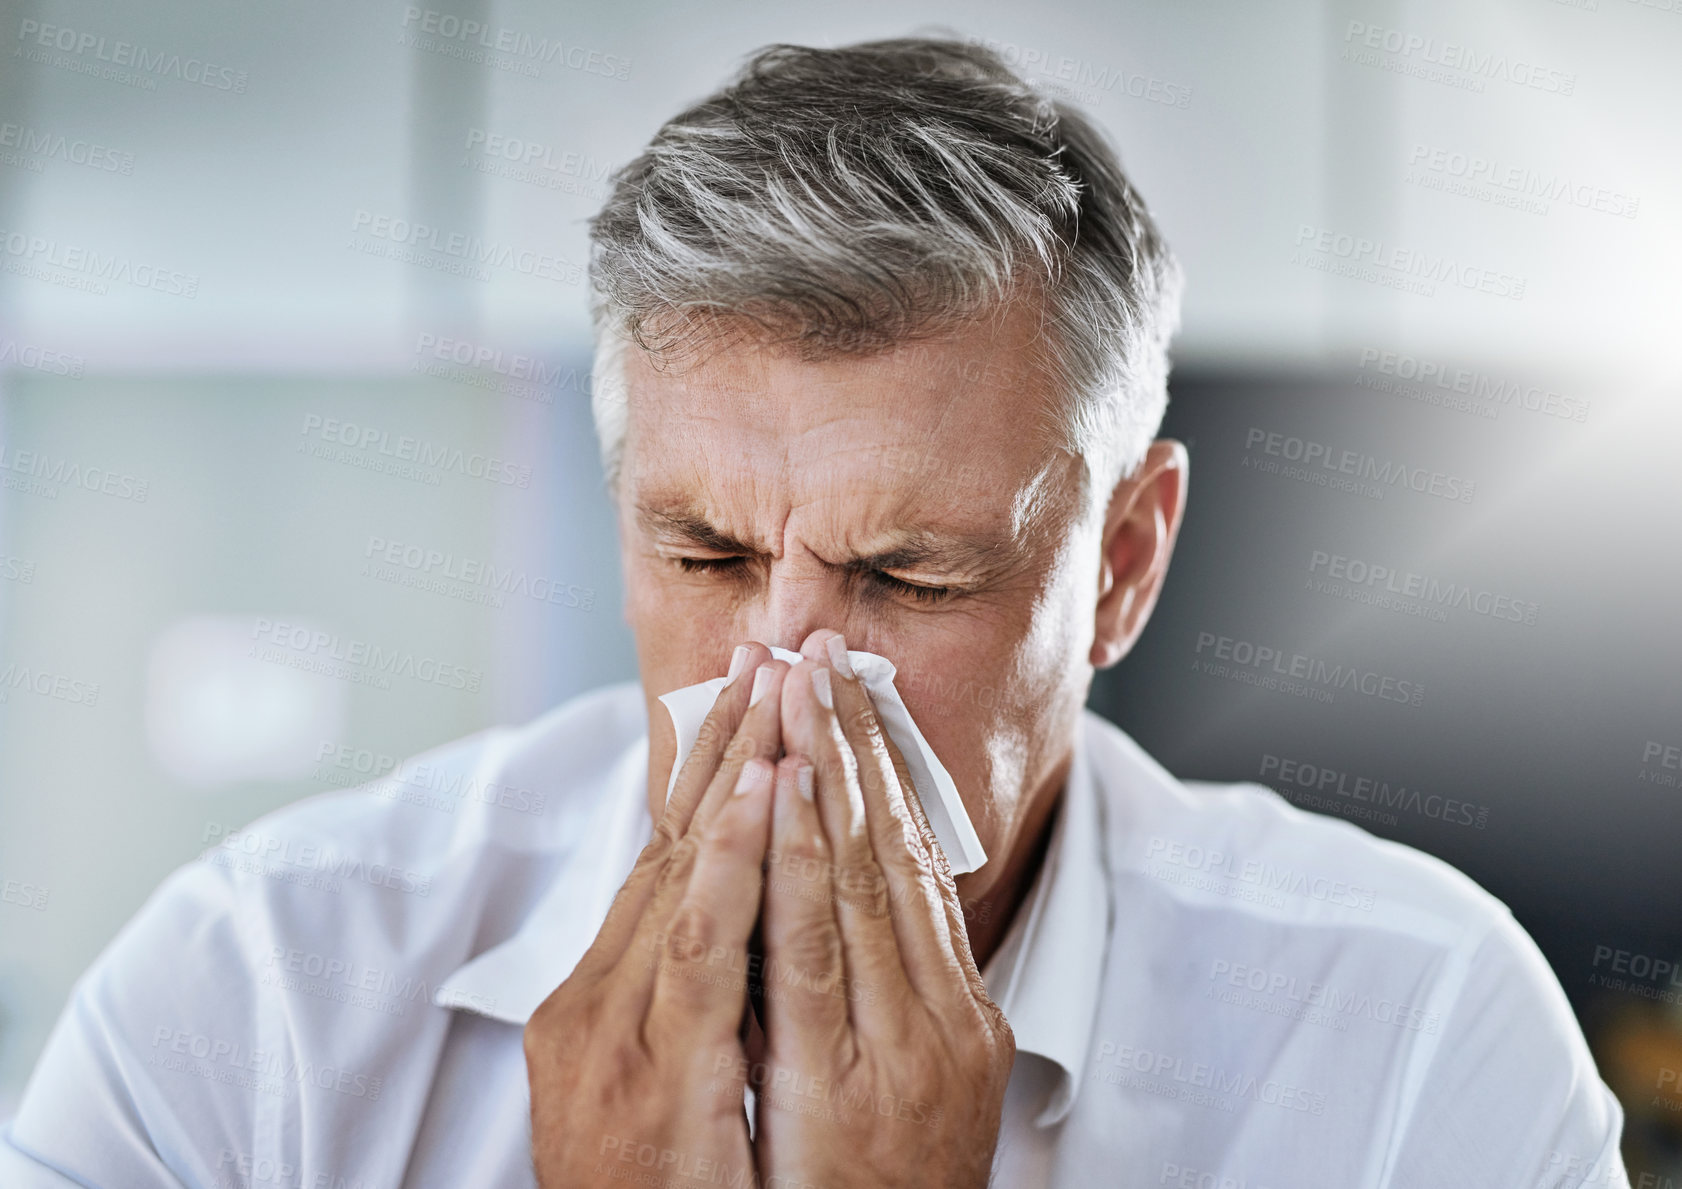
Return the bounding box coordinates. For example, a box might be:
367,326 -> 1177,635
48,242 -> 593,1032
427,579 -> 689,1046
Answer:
662,642 -> 776,837
688,661 -> 789,838
644,758 -> 776,1040
761,754 -> 852,1061
800,632 -> 962,999
575,645 -> 775,981
781,659 -> 913,1035
881,725 -> 990,1000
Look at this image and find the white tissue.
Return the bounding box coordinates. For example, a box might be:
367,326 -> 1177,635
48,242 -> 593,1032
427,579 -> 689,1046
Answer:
656,646 -> 987,875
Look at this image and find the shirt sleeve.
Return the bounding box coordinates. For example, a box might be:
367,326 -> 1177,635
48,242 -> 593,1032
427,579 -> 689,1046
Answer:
1385,909 -> 1630,1189
1,858 -> 253,1189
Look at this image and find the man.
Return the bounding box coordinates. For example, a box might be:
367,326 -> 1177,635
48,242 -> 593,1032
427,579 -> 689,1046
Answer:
1,36 -> 1628,1189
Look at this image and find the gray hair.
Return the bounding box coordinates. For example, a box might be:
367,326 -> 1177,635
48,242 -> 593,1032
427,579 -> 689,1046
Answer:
586,36 -> 1182,516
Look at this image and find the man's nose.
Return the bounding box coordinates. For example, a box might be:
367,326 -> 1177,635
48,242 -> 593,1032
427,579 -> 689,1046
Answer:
752,559 -> 859,654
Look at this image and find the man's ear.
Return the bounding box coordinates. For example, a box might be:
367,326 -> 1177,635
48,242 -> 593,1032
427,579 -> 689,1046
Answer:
1090,439 -> 1189,670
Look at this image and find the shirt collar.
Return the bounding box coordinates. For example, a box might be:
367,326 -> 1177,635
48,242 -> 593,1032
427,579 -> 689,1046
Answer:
434,732 -> 652,1025
977,712 -> 1110,1127
436,707 -> 1113,1130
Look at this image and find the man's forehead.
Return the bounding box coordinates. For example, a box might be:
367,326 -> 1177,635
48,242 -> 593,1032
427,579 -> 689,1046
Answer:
617,306 -> 1082,561
618,308 -> 1051,440
624,373 -> 1023,519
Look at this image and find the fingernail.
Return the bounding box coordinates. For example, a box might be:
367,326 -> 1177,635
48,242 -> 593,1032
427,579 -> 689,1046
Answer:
825,634 -> 854,679
809,666 -> 832,709
727,645 -> 750,681
734,760 -> 769,796
749,664 -> 774,706
796,763 -> 814,802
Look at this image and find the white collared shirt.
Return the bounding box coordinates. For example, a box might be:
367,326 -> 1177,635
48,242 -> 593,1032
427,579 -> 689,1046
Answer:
1,681 -> 1630,1188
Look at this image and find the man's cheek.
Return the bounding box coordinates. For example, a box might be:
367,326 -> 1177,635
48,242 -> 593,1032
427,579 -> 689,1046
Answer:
891,657 -> 1003,726
626,562 -> 723,632
890,682 -> 979,782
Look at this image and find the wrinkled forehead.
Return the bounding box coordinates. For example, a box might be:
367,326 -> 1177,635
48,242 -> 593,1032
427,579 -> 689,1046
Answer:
617,312 -> 1074,523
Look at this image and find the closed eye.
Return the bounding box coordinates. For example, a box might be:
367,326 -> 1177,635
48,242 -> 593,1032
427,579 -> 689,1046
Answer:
674,556 -> 745,578
869,570 -> 955,604
672,556 -> 956,604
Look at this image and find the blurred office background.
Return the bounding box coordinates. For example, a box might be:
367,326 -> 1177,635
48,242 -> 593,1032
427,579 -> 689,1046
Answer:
2,0 -> 1680,1174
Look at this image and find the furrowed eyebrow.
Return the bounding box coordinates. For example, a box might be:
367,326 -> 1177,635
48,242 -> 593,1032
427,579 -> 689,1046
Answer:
634,505 -> 757,555
634,501 -> 1005,576
847,538 -> 1000,575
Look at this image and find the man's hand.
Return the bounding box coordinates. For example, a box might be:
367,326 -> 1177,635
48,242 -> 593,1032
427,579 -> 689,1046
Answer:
524,646 -> 790,1188
752,630 -> 1015,1189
